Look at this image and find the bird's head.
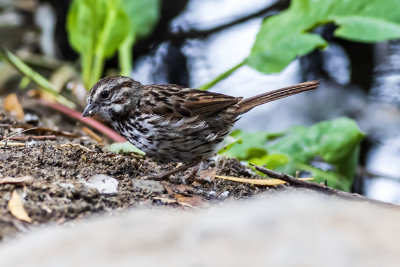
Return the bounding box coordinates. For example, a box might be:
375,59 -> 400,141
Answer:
82,76 -> 143,121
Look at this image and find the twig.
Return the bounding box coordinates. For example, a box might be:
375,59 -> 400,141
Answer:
0,142 -> 25,147
2,124 -> 78,138
0,135 -> 56,141
41,100 -> 126,142
250,163 -> 399,208
0,176 -> 33,184
0,127 -> 38,142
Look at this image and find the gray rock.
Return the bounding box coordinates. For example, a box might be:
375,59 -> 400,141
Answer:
0,189 -> 399,267
131,179 -> 164,193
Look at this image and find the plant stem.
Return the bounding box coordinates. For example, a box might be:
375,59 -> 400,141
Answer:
82,47 -> 93,90
119,35 -> 135,76
0,46 -> 75,108
198,61 -> 245,91
90,2 -> 117,88
90,53 -> 105,88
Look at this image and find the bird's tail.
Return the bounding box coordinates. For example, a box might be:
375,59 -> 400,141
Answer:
235,80 -> 319,114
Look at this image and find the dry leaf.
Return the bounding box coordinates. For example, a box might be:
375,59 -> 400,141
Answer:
170,184 -> 194,194
153,197 -> 178,205
4,93 -> 24,120
8,191 -> 32,223
215,175 -> 313,186
0,176 -> 33,185
197,169 -> 216,182
174,194 -> 206,208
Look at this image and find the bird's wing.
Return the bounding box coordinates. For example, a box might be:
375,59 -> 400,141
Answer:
140,84 -> 241,119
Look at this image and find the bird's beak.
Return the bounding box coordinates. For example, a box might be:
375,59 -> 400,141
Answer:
82,103 -> 99,117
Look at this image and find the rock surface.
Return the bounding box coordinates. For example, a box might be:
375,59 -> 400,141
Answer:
0,188 -> 399,267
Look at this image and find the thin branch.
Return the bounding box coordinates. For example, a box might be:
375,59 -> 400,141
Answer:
250,163 -> 399,208
0,142 -> 25,147
0,135 -> 56,141
0,127 -> 38,142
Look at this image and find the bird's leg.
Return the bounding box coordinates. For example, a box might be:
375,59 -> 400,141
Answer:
147,158 -> 202,181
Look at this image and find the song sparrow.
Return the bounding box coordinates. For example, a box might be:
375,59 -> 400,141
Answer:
82,76 -> 319,179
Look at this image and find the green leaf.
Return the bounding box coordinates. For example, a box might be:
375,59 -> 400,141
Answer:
122,0 -> 160,39
95,1 -> 130,59
108,141 -> 145,155
247,0 -> 400,74
67,0 -> 130,88
118,0 -> 160,76
67,0 -> 129,58
249,154 -> 289,170
267,117 -> 365,191
220,130 -> 269,160
333,16 -> 400,42
220,118 -> 365,191
217,136 -> 242,154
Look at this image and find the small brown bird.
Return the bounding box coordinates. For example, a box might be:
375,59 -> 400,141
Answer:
83,76 -> 319,179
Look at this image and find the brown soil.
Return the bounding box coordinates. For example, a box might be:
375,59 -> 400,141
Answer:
0,110 -> 280,241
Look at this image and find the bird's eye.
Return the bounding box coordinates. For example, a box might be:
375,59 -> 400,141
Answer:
100,90 -> 110,99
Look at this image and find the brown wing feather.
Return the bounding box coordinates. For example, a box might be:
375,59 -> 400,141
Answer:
140,84 -> 241,119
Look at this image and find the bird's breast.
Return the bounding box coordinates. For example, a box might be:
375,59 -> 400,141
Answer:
112,114 -> 234,163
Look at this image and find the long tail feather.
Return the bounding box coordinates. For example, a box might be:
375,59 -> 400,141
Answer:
235,80 -> 319,114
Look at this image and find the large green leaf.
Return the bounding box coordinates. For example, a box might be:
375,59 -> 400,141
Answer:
220,118 -> 365,191
67,0 -> 129,58
267,117 -> 365,191
122,0 -> 160,39
221,130 -> 268,160
247,0 -> 400,73
95,0 -> 130,59
67,0 -> 130,87
118,0 -> 160,76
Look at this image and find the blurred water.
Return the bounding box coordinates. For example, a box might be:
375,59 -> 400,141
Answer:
170,0 -> 272,31
130,0 -> 400,203
365,41 -> 400,203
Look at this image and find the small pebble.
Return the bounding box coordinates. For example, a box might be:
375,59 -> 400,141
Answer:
218,191 -> 230,199
208,191 -> 217,198
83,174 -> 118,195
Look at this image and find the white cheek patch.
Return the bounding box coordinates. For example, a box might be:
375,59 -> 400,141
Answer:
112,104 -> 123,112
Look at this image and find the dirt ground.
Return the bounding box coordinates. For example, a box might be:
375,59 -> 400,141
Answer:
0,108 -> 280,241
